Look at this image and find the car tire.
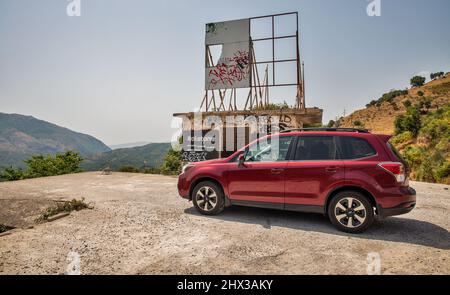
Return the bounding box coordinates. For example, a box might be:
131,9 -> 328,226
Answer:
192,181 -> 225,215
328,191 -> 375,233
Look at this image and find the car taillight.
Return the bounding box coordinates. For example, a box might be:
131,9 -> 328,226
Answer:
378,162 -> 406,183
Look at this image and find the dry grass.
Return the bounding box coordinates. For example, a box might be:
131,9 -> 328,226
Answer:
35,198 -> 92,223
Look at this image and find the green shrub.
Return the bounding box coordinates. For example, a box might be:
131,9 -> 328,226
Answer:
410,76 -> 426,87
402,146 -> 423,167
393,104 -> 450,184
403,100 -> 412,108
418,97 -> 432,112
118,166 -> 140,173
160,149 -> 182,175
390,131 -> 413,145
0,224 -> 14,233
434,161 -> 450,182
420,104 -> 450,142
394,106 -> 421,136
1,151 -> 83,181
366,100 -> 377,108
326,120 -> 336,128
417,91 -> 424,97
353,120 -> 362,127
391,102 -> 399,111
416,157 -> 435,183
1,167 -> 26,181
254,101 -> 291,111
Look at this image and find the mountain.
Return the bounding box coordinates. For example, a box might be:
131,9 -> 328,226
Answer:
339,73 -> 450,134
81,143 -> 171,171
0,113 -> 111,169
109,141 -> 150,150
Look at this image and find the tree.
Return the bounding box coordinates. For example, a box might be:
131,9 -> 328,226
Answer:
160,149 -> 182,175
326,120 -> 336,128
430,72 -> 444,80
403,100 -> 412,108
25,151 -> 83,178
1,151 -> 83,181
410,76 -> 426,87
417,91 -> 424,97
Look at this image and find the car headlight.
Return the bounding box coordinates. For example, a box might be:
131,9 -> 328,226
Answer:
182,164 -> 194,174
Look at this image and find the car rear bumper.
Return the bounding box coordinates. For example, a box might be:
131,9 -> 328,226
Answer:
377,187 -> 416,218
378,201 -> 416,218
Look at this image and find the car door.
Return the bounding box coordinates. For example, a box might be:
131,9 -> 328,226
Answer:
227,135 -> 295,208
284,135 -> 345,210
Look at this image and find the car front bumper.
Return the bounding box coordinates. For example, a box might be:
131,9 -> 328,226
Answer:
177,174 -> 190,199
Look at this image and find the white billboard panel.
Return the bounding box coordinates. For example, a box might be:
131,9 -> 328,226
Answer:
205,19 -> 251,90
205,19 -> 249,45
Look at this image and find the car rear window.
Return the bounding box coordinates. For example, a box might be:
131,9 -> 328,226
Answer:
339,136 -> 376,159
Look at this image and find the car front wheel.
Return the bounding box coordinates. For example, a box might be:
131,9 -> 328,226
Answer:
192,181 -> 225,215
328,191 -> 375,233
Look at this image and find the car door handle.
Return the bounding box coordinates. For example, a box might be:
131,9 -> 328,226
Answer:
271,168 -> 284,174
325,166 -> 339,173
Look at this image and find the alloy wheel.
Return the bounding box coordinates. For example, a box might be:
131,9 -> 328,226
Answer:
334,197 -> 367,228
195,186 -> 218,212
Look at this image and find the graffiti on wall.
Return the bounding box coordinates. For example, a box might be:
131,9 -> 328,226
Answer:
207,49 -> 250,90
181,151 -> 208,162
279,115 -> 296,131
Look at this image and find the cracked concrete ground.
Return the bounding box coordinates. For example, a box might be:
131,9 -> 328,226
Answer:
0,172 -> 449,274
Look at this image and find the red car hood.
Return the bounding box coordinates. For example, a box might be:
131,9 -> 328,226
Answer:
191,158 -> 228,166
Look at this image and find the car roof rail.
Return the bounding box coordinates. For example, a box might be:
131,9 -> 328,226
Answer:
280,127 -> 370,133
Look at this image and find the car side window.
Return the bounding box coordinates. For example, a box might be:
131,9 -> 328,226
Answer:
294,136 -> 337,160
340,136 -> 376,159
245,136 -> 294,162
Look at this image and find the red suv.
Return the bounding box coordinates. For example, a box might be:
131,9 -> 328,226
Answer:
178,128 -> 416,233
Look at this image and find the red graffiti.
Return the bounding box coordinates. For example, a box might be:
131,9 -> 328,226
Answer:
208,50 -> 250,88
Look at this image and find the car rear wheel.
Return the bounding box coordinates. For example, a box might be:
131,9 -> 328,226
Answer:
328,191 -> 374,233
192,181 -> 225,215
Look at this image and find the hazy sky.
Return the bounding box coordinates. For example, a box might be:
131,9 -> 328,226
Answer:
1,0 -> 449,145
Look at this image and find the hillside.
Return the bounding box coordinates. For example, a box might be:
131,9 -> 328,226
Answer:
81,143 -> 171,171
0,113 -> 111,169
339,73 -> 450,184
339,74 -> 450,134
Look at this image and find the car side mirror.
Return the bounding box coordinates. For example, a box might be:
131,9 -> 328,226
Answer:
238,154 -> 245,167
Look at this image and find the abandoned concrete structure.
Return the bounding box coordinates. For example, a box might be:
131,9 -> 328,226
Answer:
173,12 -> 323,162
